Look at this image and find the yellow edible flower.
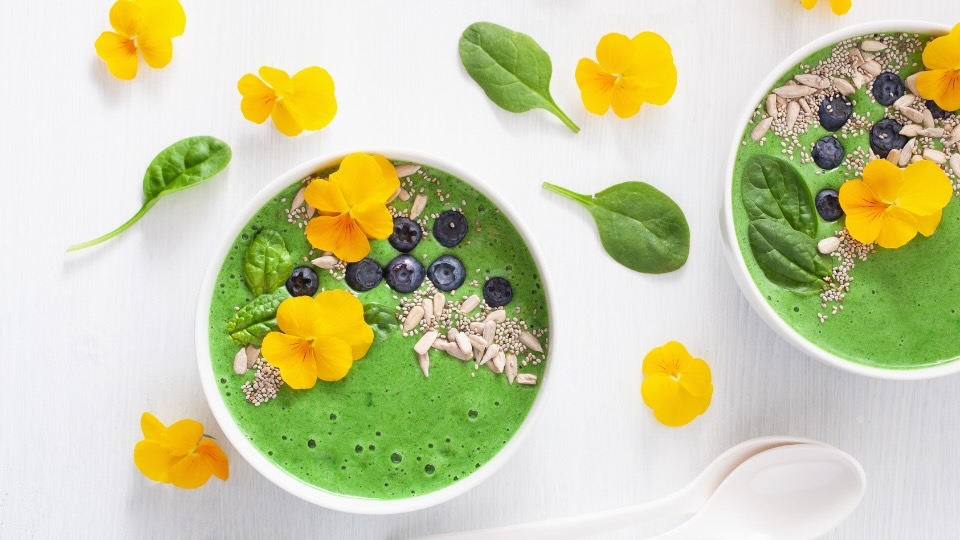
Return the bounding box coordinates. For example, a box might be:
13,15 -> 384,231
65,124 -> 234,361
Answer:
238,66 -> 337,136
916,24 -> 960,113
95,0 -> 186,80
134,412 -> 228,489
575,32 -> 677,119
261,292 -> 374,389
800,0 -> 851,15
641,341 -> 712,427
304,153 -> 400,262
838,160 -> 952,249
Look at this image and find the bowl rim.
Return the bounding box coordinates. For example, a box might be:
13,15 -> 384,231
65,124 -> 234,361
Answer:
195,148 -> 555,513
721,20 -> 957,381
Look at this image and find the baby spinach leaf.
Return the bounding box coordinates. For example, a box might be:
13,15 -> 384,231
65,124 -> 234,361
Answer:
363,303 -> 398,341
459,22 -> 579,133
227,289 -> 290,347
243,229 -> 294,296
747,219 -> 831,295
543,181 -> 689,274
741,154 -> 817,237
67,136 -> 232,251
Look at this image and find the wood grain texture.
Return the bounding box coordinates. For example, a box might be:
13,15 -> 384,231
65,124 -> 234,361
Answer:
2,0 -> 960,538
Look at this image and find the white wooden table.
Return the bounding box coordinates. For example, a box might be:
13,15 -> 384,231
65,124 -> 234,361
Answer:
4,1 -> 960,538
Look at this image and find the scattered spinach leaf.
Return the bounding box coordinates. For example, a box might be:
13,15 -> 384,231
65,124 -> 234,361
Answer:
363,303 -> 399,341
543,181 -> 689,274
747,219 -> 832,295
226,289 -> 290,347
243,229 -> 294,296
68,136 -> 232,251
459,22 -> 579,133
741,154 -> 817,237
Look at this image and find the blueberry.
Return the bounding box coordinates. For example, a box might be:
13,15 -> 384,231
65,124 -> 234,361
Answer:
818,95 -> 853,131
433,210 -> 468,248
871,72 -> 905,106
286,267 -> 320,297
815,189 -> 843,222
426,255 -> 466,292
344,258 -> 383,292
926,100 -> 953,119
389,216 -> 422,253
482,277 -> 514,307
869,118 -> 908,158
811,136 -> 845,170
384,254 -> 425,293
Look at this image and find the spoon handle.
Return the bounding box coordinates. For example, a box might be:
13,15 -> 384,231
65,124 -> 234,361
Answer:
416,489 -> 696,540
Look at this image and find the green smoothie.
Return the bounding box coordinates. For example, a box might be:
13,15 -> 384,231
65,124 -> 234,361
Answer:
732,31 -> 960,369
208,160 -> 549,498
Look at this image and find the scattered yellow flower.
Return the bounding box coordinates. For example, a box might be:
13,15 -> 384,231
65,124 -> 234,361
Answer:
304,153 -> 400,262
838,159 -> 952,249
641,341 -> 712,427
916,23 -> 960,113
133,412 -> 228,489
238,66 -> 337,136
95,0 -> 186,80
800,0 -> 851,15
575,32 -> 677,119
261,291 -> 374,389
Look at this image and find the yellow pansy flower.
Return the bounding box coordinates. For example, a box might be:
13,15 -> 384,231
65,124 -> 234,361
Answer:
575,32 -> 677,119
133,412 -> 228,489
800,0 -> 851,15
304,153 -> 400,262
261,292 -> 374,389
839,160 -> 952,249
238,66 -> 337,136
916,24 -> 960,112
641,341 -> 712,427
95,0 -> 186,80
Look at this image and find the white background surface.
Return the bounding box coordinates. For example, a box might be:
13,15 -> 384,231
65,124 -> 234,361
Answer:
3,1 -> 960,538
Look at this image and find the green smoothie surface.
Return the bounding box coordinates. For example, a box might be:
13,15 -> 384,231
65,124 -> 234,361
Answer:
208,161 -> 549,498
732,31 -> 960,369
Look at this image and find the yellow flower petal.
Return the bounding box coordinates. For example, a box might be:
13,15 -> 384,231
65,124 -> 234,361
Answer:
922,29 -> 960,71
312,336 -> 355,382
167,453 -> 214,489
304,179 -> 349,215
271,100 -> 303,137
575,58 -> 615,115
262,332 -> 318,389
330,153 -> 384,206
898,160 -> 953,216
677,357 -> 713,400
917,69 -> 960,112
163,418 -> 204,455
350,200 -> 394,240
137,0 -> 185,37
372,155 -> 400,190
875,205 -> 918,249
829,0 -> 851,15
642,340 -> 689,376
238,74 -> 276,124
915,208 -> 943,237
839,180 -> 885,244
286,66 -> 337,131
109,0 -> 143,37
626,32 -> 677,105
641,341 -> 711,427
137,31 -> 173,69
140,411 -> 166,440
275,296 -> 324,338
95,31 -> 139,80
134,440 -> 176,482
259,66 -> 294,95
197,439 -> 229,481
610,84 -> 643,118
596,33 -> 636,74
861,159 -> 903,203
312,290 -> 374,360
305,214 -> 371,262
801,0 -> 817,9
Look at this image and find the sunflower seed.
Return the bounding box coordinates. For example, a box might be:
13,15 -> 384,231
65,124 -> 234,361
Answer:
468,334 -> 488,350
751,117 -> 773,141
795,74 -> 830,90
469,322 -> 485,334
949,127 -> 960,147
851,72 -> 868,89
485,309 -> 506,323
432,338 -> 449,351
919,127 -> 945,138
414,331 -> 439,354
418,352 -> 430,377
455,332 -> 473,355
460,294 -> 481,313
860,39 -> 887,52
422,298 -> 434,324
482,321 -> 496,346
923,148 -> 947,164
886,149 -> 901,165
798,98 -> 812,115
773,85 -> 817,98
311,255 -> 339,269
786,101 -> 800,130
433,292 -> 445,316
387,187 -> 401,204
519,330 -> 544,353
505,354 -> 518,384
849,48 -> 865,68
398,187 -> 411,201
776,95 -> 786,108
245,345 -> 260,369
950,154 -> 960,178
833,78 -> 856,97
395,164 -> 421,177
446,327 -> 459,342
898,107 -> 924,124
233,348 -> 248,375
818,236 -> 841,254
410,194 -> 428,219
899,124 -> 922,137
290,187 -> 306,211
893,94 -> 915,109
403,306 -> 425,332
516,373 -> 538,385
445,341 -> 473,361
899,139 -> 916,167
922,108 -> 935,129
480,344 -> 500,366
305,205 -> 316,219
488,350 -> 506,374
912,155 -> 924,163
765,94 -> 778,117
905,73 -> 920,95
862,60 -> 882,77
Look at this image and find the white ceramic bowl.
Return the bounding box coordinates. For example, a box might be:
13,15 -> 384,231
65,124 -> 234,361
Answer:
196,149 -> 554,513
721,21 -> 956,380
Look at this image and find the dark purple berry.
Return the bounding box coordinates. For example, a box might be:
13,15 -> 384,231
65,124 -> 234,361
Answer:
482,277 -> 514,307
286,267 -> 320,297
815,189 -> 843,222
869,118 -> 908,158
344,258 -> 383,292
389,216 -> 422,252
871,72 -> 905,106
818,95 -> 853,131
433,210 -> 468,248
811,136 -> 844,170
426,255 -> 466,292
384,254 -> 425,293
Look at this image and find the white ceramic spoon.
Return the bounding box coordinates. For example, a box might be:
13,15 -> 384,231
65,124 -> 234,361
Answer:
418,436 -> 820,540
648,443 -> 866,540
